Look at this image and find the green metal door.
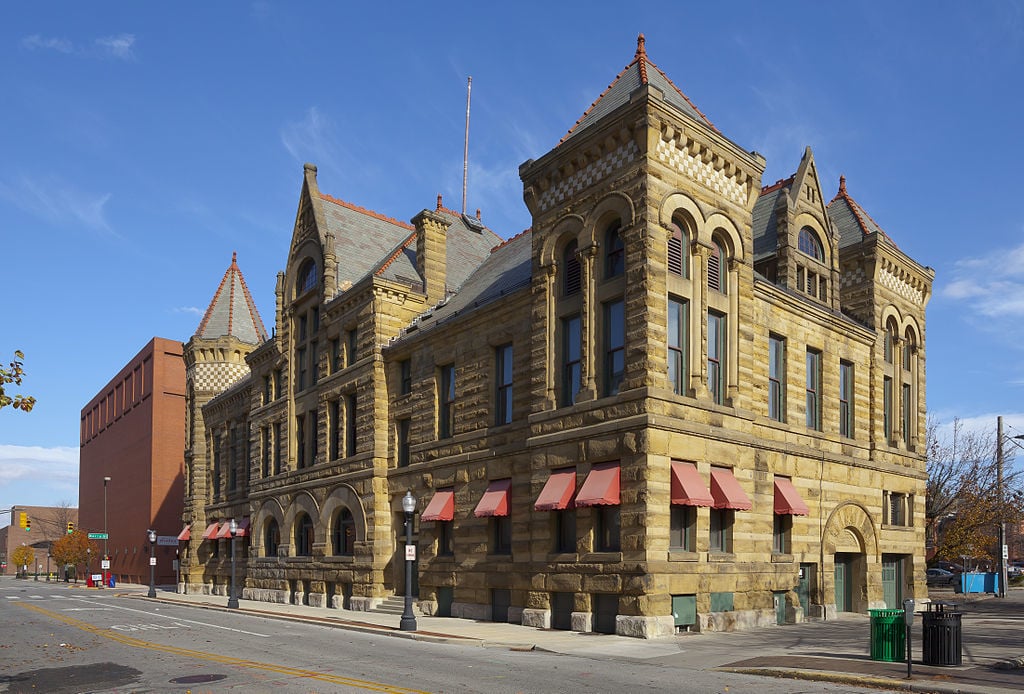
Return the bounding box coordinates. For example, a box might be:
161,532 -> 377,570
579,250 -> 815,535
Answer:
881,556 -> 902,609
774,591 -> 787,625
834,559 -> 848,612
797,563 -> 815,619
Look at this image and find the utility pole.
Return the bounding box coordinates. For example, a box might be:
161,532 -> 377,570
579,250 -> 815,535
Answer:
997,416 -> 1007,598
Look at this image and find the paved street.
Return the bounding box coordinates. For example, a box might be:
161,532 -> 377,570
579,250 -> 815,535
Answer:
3,575 -> 1024,693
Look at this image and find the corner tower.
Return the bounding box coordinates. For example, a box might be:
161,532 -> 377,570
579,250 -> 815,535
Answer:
181,253 -> 267,588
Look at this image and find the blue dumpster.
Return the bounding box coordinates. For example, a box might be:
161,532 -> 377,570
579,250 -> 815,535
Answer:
109,574 -> 116,588
956,572 -> 998,594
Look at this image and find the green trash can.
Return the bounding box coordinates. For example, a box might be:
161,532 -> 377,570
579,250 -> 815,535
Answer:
869,608 -> 905,662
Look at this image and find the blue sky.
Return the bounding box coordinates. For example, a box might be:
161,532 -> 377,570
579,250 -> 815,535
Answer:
3,2 -> 1024,519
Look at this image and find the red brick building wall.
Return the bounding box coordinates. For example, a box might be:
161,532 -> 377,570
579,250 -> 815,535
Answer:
79,337 -> 185,585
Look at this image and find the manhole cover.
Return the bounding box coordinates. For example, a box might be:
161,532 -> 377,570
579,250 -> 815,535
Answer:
169,674 -> 228,684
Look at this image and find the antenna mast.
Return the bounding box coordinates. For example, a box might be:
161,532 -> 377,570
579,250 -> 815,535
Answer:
462,76 -> 472,215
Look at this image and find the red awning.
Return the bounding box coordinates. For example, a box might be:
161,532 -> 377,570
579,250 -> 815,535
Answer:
177,524 -> 192,541
774,477 -> 809,516
710,467 -> 752,511
670,461 -> 714,506
235,517 -> 251,537
474,479 -> 511,517
534,468 -> 576,511
201,522 -> 220,540
421,489 -> 455,522
216,522 -> 233,539
574,462 -> 620,507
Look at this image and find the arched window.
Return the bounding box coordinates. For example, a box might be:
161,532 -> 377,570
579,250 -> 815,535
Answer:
333,508 -> 355,556
884,320 -> 898,364
563,240 -> 581,296
264,518 -> 280,557
604,221 -> 624,279
902,329 -> 915,370
798,227 -> 824,262
295,513 -> 314,556
708,237 -> 727,294
296,259 -> 318,296
668,221 -> 687,277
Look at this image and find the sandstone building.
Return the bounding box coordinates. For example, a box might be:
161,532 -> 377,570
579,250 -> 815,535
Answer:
180,36 -> 933,637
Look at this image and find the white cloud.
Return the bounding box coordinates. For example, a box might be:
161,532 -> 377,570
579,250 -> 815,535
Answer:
940,240 -> 1024,318
281,107 -> 343,171
21,34 -> 73,53
173,306 -> 204,316
0,175 -> 114,234
95,34 -> 136,60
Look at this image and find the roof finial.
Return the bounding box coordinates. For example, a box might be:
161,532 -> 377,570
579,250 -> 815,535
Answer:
231,251 -> 237,265
636,33 -> 646,59
476,208 -> 481,220
436,193 -> 443,211
838,175 -> 847,195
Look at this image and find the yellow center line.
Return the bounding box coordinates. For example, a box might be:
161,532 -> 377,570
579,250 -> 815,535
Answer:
19,602 -> 432,694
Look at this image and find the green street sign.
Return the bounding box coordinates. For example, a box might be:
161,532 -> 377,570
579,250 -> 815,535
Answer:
87,532 -> 108,539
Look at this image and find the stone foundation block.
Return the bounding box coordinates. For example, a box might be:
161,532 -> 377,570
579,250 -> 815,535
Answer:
571,611 -> 592,632
507,606 -> 524,624
349,596 -> 375,611
616,614 -> 675,638
521,608 -> 551,629
453,601 -> 491,620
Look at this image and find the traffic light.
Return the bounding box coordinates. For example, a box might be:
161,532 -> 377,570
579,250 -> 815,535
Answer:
18,512 -> 26,528
25,516 -> 31,532
67,522 -> 75,534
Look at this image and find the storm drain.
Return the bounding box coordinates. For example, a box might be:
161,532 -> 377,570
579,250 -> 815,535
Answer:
170,673 -> 229,684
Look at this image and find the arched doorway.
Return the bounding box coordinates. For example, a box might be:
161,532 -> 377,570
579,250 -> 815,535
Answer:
822,502 -> 878,615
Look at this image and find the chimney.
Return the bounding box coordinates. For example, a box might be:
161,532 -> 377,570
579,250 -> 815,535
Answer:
412,206 -> 449,304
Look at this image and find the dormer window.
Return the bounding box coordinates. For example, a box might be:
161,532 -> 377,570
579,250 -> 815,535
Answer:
798,228 -> 824,262
297,259 -> 318,296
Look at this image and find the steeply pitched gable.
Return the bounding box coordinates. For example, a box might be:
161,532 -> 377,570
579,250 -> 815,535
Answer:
827,176 -> 896,249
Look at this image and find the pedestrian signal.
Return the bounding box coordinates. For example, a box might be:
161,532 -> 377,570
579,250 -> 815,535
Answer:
67,522 -> 75,534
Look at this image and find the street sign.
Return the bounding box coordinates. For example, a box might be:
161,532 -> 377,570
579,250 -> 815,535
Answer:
157,535 -> 178,546
405,544 -> 416,561
101,560 -> 110,569
149,557 -> 156,566
88,532 -> 108,539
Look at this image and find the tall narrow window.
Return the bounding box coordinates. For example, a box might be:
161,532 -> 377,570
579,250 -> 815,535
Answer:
668,298 -> 688,395
709,509 -> 733,553
309,410 -> 319,464
708,239 -> 727,293
561,315 -> 582,407
563,241 -> 581,296
264,375 -> 273,403
902,383 -> 913,445
399,359 -> 412,395
604,299 -> 625,396
495,344 -> 513,425
773,514 -> 792,554
347,328 -> 358,366
668,222 -> 686,277
595,507 -> 620,552
708,312 -> 725,404
228,427 -> 237,491
439,365 -> 455,438
345,394 -> 357,457
768,335 -> 786,422
555,510 -> 576,554
310,340 -> 319,385
273,422 -> 282,475
670,506 -> 696,551
798,227 -> 824,261
297,259 -> 317,295
805,349 -> 822,431
333,508 -> 355,556
296,414 -> 306,469
295,514 -> 314,556
839,360 -> 854,438
604,221 -> 624,279
397,418 -> 410,467
296,347 -> 307,391
261,426 -> 271,477
330,338 -> 341,374
212,432 -> 221,497
328,399 -> 340,461
884,377 -> 893,443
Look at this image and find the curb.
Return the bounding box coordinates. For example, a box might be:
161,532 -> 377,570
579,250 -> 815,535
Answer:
722,667 -> 978,694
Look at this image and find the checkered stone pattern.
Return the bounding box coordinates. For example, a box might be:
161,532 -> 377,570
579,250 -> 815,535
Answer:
880,266 -> 924,306
537,141 -> 639,211
656,140 -> 746,206
840,267 -> 867,289
192,361 -> 250,393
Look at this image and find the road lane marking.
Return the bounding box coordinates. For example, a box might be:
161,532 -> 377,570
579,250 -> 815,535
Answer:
63,596 -> 271,637
18,603 -> 430,694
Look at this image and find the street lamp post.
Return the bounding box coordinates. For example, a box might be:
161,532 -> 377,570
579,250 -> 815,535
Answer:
147,529 -> 156,598
103,476 -> 111,589
996,418 -> 1024,599
227,518 -> 239,608
400,491 -> 417,632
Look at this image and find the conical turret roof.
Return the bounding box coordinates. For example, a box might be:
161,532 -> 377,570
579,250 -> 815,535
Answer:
194,252 -> 268,344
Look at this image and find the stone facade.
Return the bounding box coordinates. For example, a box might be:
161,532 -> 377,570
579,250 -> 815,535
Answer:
184,36 -> 933,637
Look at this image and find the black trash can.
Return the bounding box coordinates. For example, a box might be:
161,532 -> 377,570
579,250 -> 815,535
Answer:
922,601 -> 962,666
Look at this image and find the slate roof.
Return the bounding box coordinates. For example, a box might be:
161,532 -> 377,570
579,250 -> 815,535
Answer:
826,176 -> 897,249
560,34 -> 719,145
195,252 -> 268,344
318,194 -> 502,295
751,177 -> 791,260
400,227 -> 533,338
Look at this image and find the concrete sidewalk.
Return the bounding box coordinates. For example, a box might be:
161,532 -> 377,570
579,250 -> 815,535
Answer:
102,583 -> 1024,693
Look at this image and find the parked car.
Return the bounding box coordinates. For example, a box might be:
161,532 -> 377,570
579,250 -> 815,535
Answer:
927,568 -> 957,586
933,560 -> 963,574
